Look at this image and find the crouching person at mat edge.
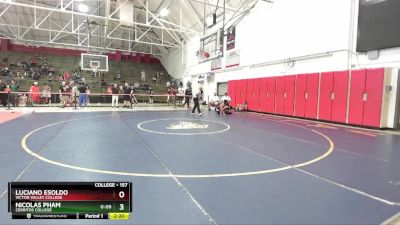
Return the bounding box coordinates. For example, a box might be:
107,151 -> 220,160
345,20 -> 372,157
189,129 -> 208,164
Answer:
192,87 -> 203,115
235,100 -> 248,112
208,92 -> 220,111
219,93 -> 232,115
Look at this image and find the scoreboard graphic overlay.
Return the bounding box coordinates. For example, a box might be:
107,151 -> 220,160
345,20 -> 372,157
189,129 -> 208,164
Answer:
8,182 -> 132,220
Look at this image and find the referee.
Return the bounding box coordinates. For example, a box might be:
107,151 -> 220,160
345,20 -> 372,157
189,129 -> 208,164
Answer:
192,87 -> 202,115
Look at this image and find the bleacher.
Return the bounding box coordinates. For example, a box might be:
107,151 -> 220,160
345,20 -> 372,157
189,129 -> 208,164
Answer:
0,51 -> 170,100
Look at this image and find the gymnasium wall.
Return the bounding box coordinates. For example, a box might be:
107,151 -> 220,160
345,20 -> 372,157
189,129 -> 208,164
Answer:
161,0 -> 400,105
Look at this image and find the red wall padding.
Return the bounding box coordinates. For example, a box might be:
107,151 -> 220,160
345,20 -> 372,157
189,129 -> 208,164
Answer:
348,69 -> 366,125
295,74 -> 307,117
305,73 -> 319,119
283,76 -> 295,116
226,67 -> 385,128
363,68 -> 384,127
319,72 -> 334,121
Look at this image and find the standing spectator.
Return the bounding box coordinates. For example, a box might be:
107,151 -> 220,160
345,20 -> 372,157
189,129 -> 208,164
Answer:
101,79 -> 107,93
122,83 -> 132,108
199,87 -> 204,104
192,87 -> 202,115
131,86 -> 138,106
141,70 -> 146,82
111,83 -> 119,108
171,87 -> 177,106
183,87 -> 191,109
177,86 -> 184,106
59,81 -> 70,108
70,81 -> 78,105
166,80 -> 171,88
149,89 -> 154,104
85,83 -> 91,106
78,82 -> 88,109
42,83 -> 51,104
167,86 -> 172,105
0,79 -> 7,107
10,79 -> 19,106
30,82 -> 41,104
152,75 -> 157,83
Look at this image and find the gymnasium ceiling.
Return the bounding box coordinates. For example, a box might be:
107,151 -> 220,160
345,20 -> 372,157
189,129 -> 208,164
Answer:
0,0 -> 263,56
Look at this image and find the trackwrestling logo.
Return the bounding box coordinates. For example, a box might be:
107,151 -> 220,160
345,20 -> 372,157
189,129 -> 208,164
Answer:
166,121 -> 208,130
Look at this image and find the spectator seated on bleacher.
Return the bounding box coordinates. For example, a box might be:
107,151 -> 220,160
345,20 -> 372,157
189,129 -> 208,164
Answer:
15,71 -> 23,79
32,70 -> 41,81
20,61 -> 28,69
63,71 -> 71,81
114,71 -> 121,81
30,56 -> 37,67
1,66 -> 11,76
47,72 -> 54,82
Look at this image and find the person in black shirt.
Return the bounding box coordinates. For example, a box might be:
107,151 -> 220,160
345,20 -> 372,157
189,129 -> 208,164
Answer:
111,84 -> 119,108
0,79 -> 7,107
123,83 -> 132,108
78,82 -> 88,109
182,87 -> 191,109
192,87 -> 202,115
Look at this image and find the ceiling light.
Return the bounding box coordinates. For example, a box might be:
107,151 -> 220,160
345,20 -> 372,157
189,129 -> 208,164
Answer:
5,0 -> 12,3
78,4 -> 89,13
159,8 -> 169,17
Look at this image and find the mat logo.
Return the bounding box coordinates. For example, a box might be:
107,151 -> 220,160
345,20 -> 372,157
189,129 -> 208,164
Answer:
166,121 -> 208,130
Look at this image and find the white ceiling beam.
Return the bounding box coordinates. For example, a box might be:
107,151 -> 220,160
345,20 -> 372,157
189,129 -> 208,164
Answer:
0,4 -> 11,17
13,38 -> 162,56
0,1 -> 200,35
109,0 -> 128,18
179,0 -> 203,30
51,20 -> 72,42
0,22 -> 179,48
20,2 -> 62,39
136,0 -> 182,44
189,0 -> 244,12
